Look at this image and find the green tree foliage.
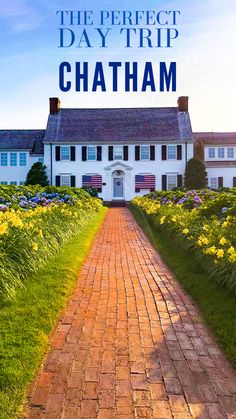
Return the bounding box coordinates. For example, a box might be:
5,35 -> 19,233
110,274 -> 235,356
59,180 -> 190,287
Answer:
185,158 -> 208,189
25,162 -> 49,186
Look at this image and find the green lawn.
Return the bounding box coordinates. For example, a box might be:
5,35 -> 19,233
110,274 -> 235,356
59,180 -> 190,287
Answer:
129,205 -> 236,368
0,207 -> 107,419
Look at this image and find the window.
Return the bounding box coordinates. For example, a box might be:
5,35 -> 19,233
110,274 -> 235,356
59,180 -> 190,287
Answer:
227,148 -> 234,159
140,146 -> 150,160
61,146 -> 70,161
113,146 -> 123,160
0,153 -> 8,166
61,175 -> 70,187
208,148 -> 215,158
10,153 -> 17,166
87,146 -> 96,161
0,181 -> 8,185
167,175 -> 177,190
210,177 -> 218,189
167,145 -> 177,160
10,181 -> 17,185
19,153 -> 27,166
218,148 -> 224,158
38,157 -> 44,164
20,181 -> 25,185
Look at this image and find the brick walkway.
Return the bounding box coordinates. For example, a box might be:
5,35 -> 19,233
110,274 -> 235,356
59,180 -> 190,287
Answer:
27,208 -> 236,419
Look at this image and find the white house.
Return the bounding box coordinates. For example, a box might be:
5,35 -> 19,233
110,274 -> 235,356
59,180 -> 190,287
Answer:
0,130 -> 44,185
0,96 -> 198,201
43,96 -> 193,202
194,133 -> 236,188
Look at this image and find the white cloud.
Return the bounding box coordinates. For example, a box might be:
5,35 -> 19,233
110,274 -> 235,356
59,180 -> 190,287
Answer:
0,0 -> 45,32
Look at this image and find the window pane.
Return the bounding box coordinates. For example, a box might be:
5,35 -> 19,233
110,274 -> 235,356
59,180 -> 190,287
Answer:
167,146 -> 177,159
20,153 -> 27,166
38,157 -> 44,164
140,146 -> 150,160
10,153 -> 17,166
1,153 -> 8,166
114,146 -> 123,160
218,148 -> 224,158
227,148 -> 234,158
208,148 -> 215,158
61,176 -> 70,187
61,147 -> 70,160
87,147 -> 96,161
167,175 -> 177,190
20,181 -> 25,185
210,177 -> 217,189
10,181 -> 17,185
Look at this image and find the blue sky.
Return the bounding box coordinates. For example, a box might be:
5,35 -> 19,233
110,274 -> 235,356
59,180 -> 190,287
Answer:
0,0 -> 236,131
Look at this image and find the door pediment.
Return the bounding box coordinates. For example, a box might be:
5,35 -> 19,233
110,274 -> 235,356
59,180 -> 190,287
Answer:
104,161 -> 133,171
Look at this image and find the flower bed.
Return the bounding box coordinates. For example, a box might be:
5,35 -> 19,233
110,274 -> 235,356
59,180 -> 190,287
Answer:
0,185 -> 102,302
131,189 -> 236,292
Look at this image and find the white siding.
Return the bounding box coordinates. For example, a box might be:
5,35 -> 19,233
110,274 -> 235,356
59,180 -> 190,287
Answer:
0,151 -> 44,185
46,142 -> 193,201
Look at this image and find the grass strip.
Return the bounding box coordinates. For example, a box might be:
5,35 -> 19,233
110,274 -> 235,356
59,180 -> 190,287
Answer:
129,204 -> 236,368
0,207 -> 107,419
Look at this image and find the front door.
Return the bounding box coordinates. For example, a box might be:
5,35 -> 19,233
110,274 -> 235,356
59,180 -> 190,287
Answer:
113,178 -> 123,198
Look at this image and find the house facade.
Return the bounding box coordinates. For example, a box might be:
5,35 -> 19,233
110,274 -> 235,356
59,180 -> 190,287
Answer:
43,97 -> 193,201
194,133 -> 236,188
0,130 -> 44,185
0,97 -> 235,200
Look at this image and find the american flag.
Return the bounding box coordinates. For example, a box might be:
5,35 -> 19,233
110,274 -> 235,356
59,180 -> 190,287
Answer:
82,175 -> 102,189
135,174 -> 155,189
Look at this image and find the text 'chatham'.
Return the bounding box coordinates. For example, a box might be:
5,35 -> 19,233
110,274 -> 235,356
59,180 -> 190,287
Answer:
59,61 -> 177,92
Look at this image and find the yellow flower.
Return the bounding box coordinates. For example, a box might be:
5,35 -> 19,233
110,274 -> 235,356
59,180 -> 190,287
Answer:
219,237 -> 227,246
32,243 -> 38,251
228,253 -> 236,263
160,216 -> 166,225
206,246 -> 217,255
38,229 -> 43,238
171,216 -> 177,222
216,249 -> 224,258
182,228 -> 189,235
11,218 -> 23,228
0,223 -> 8,235
227,246 -> 235,255
197,235 -> 209,246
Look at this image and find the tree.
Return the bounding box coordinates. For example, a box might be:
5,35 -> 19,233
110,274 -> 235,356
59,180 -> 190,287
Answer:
25,162 -> 49,186
185,158 -> 208,189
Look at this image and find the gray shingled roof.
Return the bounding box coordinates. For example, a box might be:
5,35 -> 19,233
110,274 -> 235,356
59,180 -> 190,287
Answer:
44,107 -> 193,144
0,130 -> 45,154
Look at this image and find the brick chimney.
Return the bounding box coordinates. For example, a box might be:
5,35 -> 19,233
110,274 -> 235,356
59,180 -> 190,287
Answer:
177,96 -> 189,112
50,97 -> 61,114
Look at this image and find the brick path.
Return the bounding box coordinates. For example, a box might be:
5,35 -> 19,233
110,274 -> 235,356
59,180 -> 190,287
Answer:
27,208 -> 236,419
